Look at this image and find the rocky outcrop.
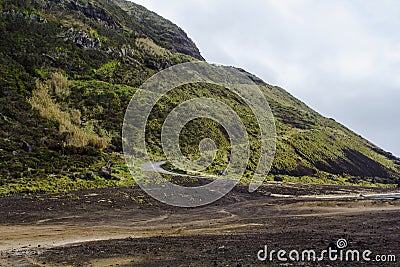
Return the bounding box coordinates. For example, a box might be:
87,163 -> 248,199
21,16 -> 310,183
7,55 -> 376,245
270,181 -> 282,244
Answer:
58,28 -> 137,56
0,10 -> 47,23
98,165 -> 112,179
22,140 -> 33,152
119,44 -> 134,57
63,0 -> 120,29
58,28 -> 101,50
113,0 -> 204,60
29,13 -> 47,23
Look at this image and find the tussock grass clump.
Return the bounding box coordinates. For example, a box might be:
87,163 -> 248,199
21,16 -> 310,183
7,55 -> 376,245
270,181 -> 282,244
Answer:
28,74 -> 108,148
49,72 -> 71,99
135,37 -> 171,57
70,109 -> 81,125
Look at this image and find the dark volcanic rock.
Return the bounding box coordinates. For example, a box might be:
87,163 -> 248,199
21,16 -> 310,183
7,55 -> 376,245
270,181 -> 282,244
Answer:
22,140 -> 33,152
60,28 -> 102,50
98,166 -> 112,179
315,148 -> 394,178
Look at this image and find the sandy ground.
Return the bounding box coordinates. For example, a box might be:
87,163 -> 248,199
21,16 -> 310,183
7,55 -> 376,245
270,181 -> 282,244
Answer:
0,182 -> 399,266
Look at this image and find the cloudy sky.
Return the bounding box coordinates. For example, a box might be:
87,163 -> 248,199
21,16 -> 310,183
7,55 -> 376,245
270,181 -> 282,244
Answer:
132,0 -> 400,156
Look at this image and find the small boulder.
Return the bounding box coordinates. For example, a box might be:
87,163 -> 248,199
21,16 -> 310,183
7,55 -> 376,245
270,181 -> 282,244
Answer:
98,166 -> 112,179
111,176 -> 120,181
85,172 -> 95,180
22,140 -> 33,152
106,161 -> 115,167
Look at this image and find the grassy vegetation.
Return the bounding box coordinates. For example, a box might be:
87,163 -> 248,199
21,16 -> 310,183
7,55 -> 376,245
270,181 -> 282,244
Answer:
0,0 -> 399,197
135,37 -> 171,57
28,74 -> 108,148
0,151 -> 141,196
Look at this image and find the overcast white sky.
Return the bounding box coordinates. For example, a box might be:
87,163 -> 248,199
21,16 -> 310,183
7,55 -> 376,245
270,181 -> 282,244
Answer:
131,0 -> 400,156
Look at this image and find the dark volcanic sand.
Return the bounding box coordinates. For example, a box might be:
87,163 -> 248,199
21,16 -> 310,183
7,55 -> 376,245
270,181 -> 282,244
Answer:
0,182 -> 399,266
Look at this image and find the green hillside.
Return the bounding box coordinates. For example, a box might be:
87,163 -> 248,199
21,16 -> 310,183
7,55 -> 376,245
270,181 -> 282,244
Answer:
0,0 -> 399,196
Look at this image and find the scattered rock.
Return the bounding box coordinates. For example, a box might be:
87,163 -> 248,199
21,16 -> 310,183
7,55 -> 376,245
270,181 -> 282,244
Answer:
0,10 -> 47,23
111,176 -> 120,181
22,140 -> 33,152
85,172 -> 95,180
29,13 -> 47,23
42,53 -> 56,62
59,28 -> 101,50
106,161 -> 115,167
48,141 -> 63,151
69,173 -> 83,180
65,1 -> 117,29
120,44 -> 134,57
98,166 -> 112,179
104,144 -> 116,153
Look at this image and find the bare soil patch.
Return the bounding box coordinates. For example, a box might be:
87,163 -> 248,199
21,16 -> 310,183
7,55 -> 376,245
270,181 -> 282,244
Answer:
0,182 -> 399,266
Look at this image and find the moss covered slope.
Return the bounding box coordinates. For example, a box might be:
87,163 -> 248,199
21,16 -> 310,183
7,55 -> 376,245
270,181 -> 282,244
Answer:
0,0 -> 399,196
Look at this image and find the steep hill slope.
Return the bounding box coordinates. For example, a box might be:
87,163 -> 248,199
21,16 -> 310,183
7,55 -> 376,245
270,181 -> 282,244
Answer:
0,0 -> 399,196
